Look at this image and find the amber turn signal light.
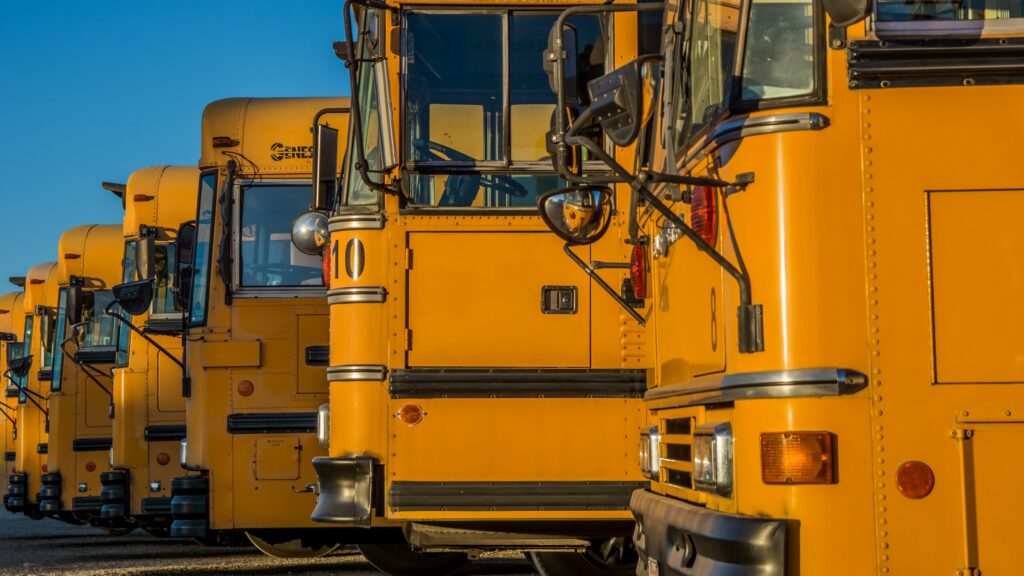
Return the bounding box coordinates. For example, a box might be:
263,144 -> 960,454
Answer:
761,431 -> 835,484
895,460 -> 934,499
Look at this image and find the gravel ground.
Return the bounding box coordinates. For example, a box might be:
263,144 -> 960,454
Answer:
0,510 -> 537,576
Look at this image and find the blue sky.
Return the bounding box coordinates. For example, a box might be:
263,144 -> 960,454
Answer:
0,1 -> 350,290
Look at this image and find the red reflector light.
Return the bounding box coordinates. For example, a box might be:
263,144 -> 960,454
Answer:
896,460 -> 934,499
691,185 -> 718,247
630,243 -> 646,300
761,431 -> 835,484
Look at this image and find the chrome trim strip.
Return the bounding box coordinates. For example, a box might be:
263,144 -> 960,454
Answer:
683,112 -> 830,172
646,368 -> 867,407
327,364 -> 388,382
328,213 -> 386,231
327,287 -> 388,305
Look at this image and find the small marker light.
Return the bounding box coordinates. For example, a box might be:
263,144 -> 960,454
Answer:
396,403 -> 425,426
212,136 -> 239,148
63,253 -> 81,260
896,460 -> 934,499
133,194 -> 155,202
761,431 -> 835,484
237,380 -> 255,397
84,461 -> 96,472
322,249 -> 332,287
156,453 -> 170,466
691,185 -> 718,247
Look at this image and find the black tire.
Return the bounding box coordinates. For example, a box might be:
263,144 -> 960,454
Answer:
358,543 -> 468,576
530,538 -> 637,576
101,525 -> 137,536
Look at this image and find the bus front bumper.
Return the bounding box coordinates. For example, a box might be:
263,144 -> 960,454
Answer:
631,490 -> 786,576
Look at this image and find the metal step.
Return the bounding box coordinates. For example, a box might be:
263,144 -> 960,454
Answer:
406,522 -> 589,553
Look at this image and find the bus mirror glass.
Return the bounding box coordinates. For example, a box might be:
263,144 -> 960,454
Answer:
112,279 -> 154,317
822,0 -> 871,27
136,236 -> 155,281
173,222 -> 196,310
312,124 -> 340,211
538,186 -> 614,245
8,355 -> 31,379
291,211 -> 330,256
544,23 -> 579,104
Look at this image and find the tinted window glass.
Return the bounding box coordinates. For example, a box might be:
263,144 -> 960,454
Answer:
740,0 -> 816,100
81,291 -> 116,349
678,0 -> 739,147
52,289 -> 68,389
189,171 -> 217,326
239,185 -> 324,288
152,243 -> 181,315
877,0 -> 1022,21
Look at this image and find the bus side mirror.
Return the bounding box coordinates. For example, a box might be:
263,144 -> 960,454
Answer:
174,222 -> 196,310
291,211 -> 330,256
312,123 -> 340,212
112,279 -> 154,317
823,0 -> 871,27
538,186 -> 614,245
586,57 -> 662,147
67,285 -> 92,325
8,355 -> 31,379
544,24 -> 579,104
136,235 -> 155,281
0,332 -> 16,342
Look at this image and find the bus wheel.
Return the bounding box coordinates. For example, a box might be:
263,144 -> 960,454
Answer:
101,525 -> 137,536
358,543 -> 468,576
246,532 -> 339,559
529,537 -> 637,576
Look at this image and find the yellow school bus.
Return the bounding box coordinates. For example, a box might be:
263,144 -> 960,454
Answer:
0,291 -> 23,504
5,262 -> 58,519
538,0 -> 1024,573
302,2 -> 658,574
42,225 -> 124,526
170,97 -> 350,556
101,167 -> 198,536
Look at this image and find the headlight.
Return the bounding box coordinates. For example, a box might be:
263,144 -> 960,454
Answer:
317,403 -> 330,449
179,438 -> 188,469
639,425 -> 660,480
693,423 -> 733,496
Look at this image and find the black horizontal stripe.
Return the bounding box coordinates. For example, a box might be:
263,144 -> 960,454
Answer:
389,481 -> 648,512
144,425 -> 186,442
73,437 -> 113,452
226,412 -> 317,434
389,368 -> 646,399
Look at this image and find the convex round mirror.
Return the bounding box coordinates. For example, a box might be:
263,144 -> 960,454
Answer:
291,211 -> 330,256
538,186 -> 614,245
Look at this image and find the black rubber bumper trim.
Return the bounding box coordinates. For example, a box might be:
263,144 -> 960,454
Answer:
631,490 -> 787,576
72,496 -> 103,512
141,497 -> 172,515
389,481 -> 648,512
305,345 -> 330,367
73,437 -> 113,452
144,317 -> 184,334
38,369 -> 53,382
36,443 -> 48,455
389,369 -> 646,399
4,451 -> 14,462
226,412 -> 317,434
144,424 -> 187,442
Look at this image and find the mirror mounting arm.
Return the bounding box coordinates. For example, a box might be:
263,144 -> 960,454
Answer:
4,369 -> 49,416
103,303 -> 184,371
59,334 -> 114,415
561,243 -> 646,326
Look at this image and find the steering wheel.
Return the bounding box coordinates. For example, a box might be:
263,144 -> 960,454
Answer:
412,139 -> 529,206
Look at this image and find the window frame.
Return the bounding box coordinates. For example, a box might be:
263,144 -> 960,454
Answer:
149,239 -> 185,321
672,0 -> 826,160
188,170 -> 219,328
79,290 -> 117,353
230,179 -> 328,298
399,8 -> 616,209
